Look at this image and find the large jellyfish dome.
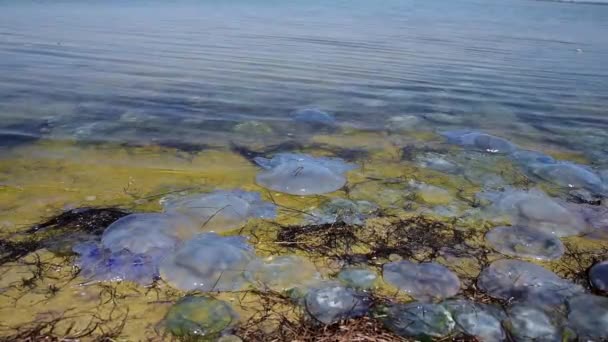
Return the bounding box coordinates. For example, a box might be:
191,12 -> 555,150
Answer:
382,261 -> 461,301
159,233 -> 255,292
441,130 -> 517,154
162,190 -> 276,232
254,153 -> 357,195
478,188 -> 589,237
477,259 -> 583,307
73,212 -> 200,284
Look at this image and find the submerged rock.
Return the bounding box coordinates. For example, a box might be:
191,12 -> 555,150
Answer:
101,213 -> 199,254
249,255 -> 319,291
305,282 -> 370,324
73,242 -> 164,284
477,259 -> 582,307
164,296 -> 238,339
478,188 -> 588,237
381,302 -> 455,338
485,225 -> 565,261
307,198 -> 377,225
383,261 -> 460,301
162,190 -> 276,232
443,299 -> 506,342
337,267 -> 378,289
567,294 -> 608,340
159,233 -> 255,292
506,304 -> 562,342
292,108 -> 336,128
589,260 -> 608,292
254,153 -> 356,195
442,130 -> 516,154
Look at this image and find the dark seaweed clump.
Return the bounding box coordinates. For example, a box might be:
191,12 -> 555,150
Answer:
0,207 -> 129,266
275,215 -> 486,266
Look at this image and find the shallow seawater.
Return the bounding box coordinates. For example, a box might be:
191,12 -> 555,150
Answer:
1,0 -> 608,340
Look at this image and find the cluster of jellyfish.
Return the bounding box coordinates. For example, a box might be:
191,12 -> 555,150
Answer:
70,109 -> 608,341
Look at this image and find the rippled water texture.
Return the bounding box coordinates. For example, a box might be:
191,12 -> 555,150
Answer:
1,0 -> 608,340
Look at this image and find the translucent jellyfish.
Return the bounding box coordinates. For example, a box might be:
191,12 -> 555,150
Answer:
73,242 -> 164,284
485,226 -> 565,261
381,302 -> 455,338
510,149 -> 555,167
386,115 -> 422,132
162,190 -> 276,232
254,153 -> 357,195
589,260 -> 608,292
291,108 -> 336,128
415,152 -> 461,174
506,305 -> 561,341
477,259 -> 583,307
159,233 -> 255,292
567,294 -> 608,340
307,198 -> 377,225
164,296 -> 238,339
248,255 -> 320,291
528,162 -> 604,194
337,267 -> 378,290
441,130 -> 517,154
382,261 -> 461,301
478,188 -> 588,237
304,282 -> 370,324
412,183 -> 453,205
442,300 -> 506,342
101,213 -> 199,254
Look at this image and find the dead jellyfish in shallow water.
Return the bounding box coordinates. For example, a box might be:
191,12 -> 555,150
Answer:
307,198 -> 377,225
382,261 -> 460,301
479,188 -> 588,237
477,259 -> 583,307
254,153 -> 357,195
291,108 -> 336,128
589,260 -> 608,292
101,213 -> 199,254
337,267 -> 378,290
304,282 -> 370,324
159,233 -> 255,292
442,299 -> 506,342
73,242 -> 164,284
510,149 -> 555,167
441,130 -> 516,154
506,304 -> 562,341
162,190 -> 276,232
414,152 -> 460,174
567,294 -> 608,340
248,255 -> 320,291
485,226 -> 565,261
528,162 -> 604,194
164,296 -> 238,339
381,302 -> 455,339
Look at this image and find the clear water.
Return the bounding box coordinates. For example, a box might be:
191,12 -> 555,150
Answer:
1,0 -> 607,149
1,0 -> 608,340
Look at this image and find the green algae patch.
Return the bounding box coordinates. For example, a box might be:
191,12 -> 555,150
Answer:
0,140 -> 259,236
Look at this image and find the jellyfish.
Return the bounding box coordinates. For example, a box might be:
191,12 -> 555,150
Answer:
307,198 -> 377,225
381,302 -> 455,339
442,300 -> 506,342
485,225 -> 565,261
382,261 -> 460,301
477,259 -> 583,307
304,281 -> 370,324
291,108 -> 336,128
164,296 -> 238,339
248,255 -> 320,291
162,190 -> 276,232
159,233 -> 255,292
254,153 -> 357,195
567,294 -> 608,340
441,130 -> 516,154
